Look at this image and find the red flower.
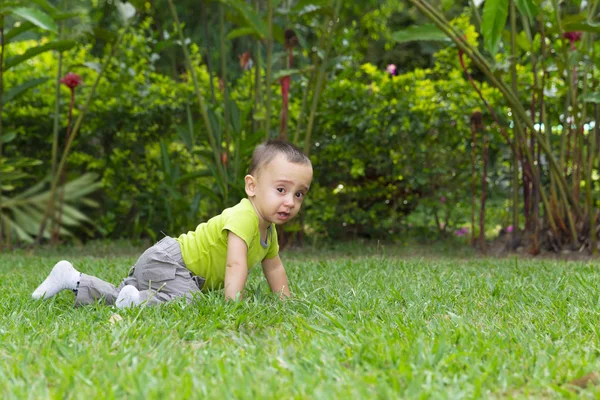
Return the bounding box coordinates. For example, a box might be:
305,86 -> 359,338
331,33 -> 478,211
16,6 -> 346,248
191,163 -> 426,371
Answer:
563,31 -> 582,43
563,32 -> 582,50
60,73 -> 82,90
238,52 -> 252,71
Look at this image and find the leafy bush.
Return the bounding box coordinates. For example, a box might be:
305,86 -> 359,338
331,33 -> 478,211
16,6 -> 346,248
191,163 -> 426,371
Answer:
307,20 -> 508,241
2,20 -> 218,239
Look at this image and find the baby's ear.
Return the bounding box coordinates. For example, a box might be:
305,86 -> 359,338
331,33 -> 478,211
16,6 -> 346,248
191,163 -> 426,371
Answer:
244,174 -> 256,197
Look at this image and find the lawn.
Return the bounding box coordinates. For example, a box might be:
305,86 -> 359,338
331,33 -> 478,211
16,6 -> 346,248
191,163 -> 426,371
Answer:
1,241 -> 600,399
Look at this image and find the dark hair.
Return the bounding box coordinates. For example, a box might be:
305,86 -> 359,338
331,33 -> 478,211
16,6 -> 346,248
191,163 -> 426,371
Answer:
248,139 -> 311,175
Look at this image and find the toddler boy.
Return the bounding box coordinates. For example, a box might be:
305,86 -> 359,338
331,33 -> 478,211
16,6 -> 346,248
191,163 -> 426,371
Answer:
32,140 -> 313,307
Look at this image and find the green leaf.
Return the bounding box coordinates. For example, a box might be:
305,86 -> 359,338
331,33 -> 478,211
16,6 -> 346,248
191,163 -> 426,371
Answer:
291,0 -> 331,16
1,77 -> 49,103
0,3 -> 22,14
222,0 -> 268,39
230,100 -> 241,136
196,184 -> 223,204
391,24 -> 451,43
29,0 -> 57,14
273,68 -> 303,80
1,214 -> 34,243
1,132 -> 17,144
176,126 -> 194,154
272,24 -> 285,45
11,7 -> 57,33
501,29 -> 530,53
4,40 -> 76,71
514,0 -> 538,22
5,12 -> 80,43
83,61 -> 102,73
160,140 -> 172,179
482,0 -> 509,55
582,93 -> 600,104
227,27 -> 258,41
5,22 -> 37,43
1,173 -> 99,243
563,21 -> 600,33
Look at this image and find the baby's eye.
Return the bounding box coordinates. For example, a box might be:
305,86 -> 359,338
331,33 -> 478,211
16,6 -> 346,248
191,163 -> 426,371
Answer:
295,192 -> 305,199
276,188 -> 284,193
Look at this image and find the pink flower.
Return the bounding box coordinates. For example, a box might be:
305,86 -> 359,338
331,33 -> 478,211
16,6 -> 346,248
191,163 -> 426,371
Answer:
60,73 -> 82,90
506,225 -> 514,233
563,31 -> 582,43
440,196 -> 446,204
386,64 -> 397,75
563,32 -> 582,50
455,227 -> 468,237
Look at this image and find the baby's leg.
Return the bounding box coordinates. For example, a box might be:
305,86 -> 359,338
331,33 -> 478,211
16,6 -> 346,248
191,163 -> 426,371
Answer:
74,274 -> 123,306
32,260 -> 81,300
114,237 -> 202,309
116,276 -> 200,309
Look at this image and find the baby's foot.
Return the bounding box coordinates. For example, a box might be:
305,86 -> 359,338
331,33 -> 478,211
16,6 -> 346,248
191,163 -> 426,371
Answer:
116,285 -> 141,309
32,260 -> 80,300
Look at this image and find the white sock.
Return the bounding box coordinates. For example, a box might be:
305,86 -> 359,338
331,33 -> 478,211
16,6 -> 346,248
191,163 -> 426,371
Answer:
116,285 -> 142,309
32,260 -> 80,300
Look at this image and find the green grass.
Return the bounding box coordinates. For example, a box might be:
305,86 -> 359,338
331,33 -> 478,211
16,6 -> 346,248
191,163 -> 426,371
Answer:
2,242 -> 600,399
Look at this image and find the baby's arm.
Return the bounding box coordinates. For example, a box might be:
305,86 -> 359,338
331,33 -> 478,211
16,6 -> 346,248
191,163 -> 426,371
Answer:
224,232 -> 249,301
261,255 -> 291,298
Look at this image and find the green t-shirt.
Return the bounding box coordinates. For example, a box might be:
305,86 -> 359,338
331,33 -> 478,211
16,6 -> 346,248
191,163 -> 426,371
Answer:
176,198 -> 279,291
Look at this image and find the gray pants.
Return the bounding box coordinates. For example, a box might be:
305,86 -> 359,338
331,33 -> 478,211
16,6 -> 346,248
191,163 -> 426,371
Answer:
74,237 -> 205,306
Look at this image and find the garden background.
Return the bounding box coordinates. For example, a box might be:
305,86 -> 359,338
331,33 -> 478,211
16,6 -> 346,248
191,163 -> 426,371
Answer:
0,0 -> 599,253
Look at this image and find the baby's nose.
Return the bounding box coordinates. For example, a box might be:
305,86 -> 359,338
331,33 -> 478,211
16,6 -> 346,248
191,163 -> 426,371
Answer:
284,195 -> 295,207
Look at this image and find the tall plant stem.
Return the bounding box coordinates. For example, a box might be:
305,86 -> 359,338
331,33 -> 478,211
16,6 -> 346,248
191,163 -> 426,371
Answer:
584,8 -> 598,254
265,0 -> 273,140
528,24 -> 541,247
509,0 -> 521,238
292,66 -> 314,145
304,0 -> 341,156
470,121 -> 477,247
458,52 -> 514,151
201,0 -> 216,103
588,104 -> 598,254
252,0 -> 262,135
253,42 -> 262,134
219,3 -> 229,156
537,18 -> 559,235
563,41 -> 580,201
37,23 -> 130,243
480,132 -> 488,251
511,1 -> 572,244
294,21 -> 328,145
468,0 -> 482,31
49,23 -> 64,240
51,35 -> 63,192
539,17 -> 559,211
0,20 -> 5,246
167,0 -> 225,195
410,0 -> 581,220
588,25 -> 598,254
52,89 -> 75,242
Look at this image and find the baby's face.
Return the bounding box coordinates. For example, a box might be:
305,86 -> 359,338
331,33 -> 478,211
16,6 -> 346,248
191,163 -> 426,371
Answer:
249,154 -> 313,226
